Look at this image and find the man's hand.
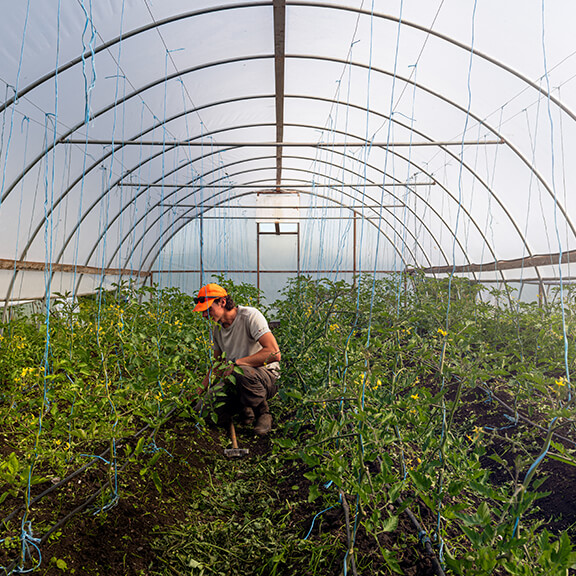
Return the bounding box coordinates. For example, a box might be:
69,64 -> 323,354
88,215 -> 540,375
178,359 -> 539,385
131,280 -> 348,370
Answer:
194,359 -> 240,397
213,359 -> 236,378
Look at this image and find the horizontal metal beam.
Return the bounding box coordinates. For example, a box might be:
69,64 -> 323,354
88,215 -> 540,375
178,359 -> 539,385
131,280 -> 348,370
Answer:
63,139 -> 503,147
0,258 -> 150,277
409,249 -> 576,275
121,182 -> 434,188
150,269 -> 399,275
258,231 -> 298,235
179,215 -> 400,221
170,204 -> 402,209
448,277 -> 576,285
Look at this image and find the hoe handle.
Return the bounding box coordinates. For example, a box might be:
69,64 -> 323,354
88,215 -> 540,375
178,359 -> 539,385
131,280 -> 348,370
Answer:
229,421 -> 239,449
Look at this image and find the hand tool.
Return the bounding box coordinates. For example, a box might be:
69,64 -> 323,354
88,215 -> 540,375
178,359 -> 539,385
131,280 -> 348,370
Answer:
224,421 -> 249,458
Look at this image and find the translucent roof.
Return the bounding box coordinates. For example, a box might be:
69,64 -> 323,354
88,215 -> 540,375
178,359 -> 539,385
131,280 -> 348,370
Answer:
1,0 -> 576,303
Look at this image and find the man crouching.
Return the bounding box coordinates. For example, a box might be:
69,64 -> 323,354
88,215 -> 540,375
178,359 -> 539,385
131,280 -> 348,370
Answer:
193,283 -> 280,436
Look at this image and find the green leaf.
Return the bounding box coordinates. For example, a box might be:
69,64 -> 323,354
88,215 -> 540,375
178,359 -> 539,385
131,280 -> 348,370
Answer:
387,482 -> 403,503
308,485 -> 321,502
56,559 -> 68,570
149,452 -> 162,466
408,469 -> 432,492
274,438 -> 296,449
151,470 -> 162,494
379,548 -> 403,574
547,453 -> 576,467
381,514 -> 398,533
476,502 -> 492,524
551,531 -> 574,566
8,453 -> 19,476
284,389 -> 303,400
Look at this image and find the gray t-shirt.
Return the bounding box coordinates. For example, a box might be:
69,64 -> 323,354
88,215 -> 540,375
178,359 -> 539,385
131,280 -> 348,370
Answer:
213,306 -> 280,372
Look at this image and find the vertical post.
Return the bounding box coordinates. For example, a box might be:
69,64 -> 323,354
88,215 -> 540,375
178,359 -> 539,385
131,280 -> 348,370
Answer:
403,271 -> 407,303
199,214 -> 204,285
352,212 -> 357,288
297,222 -> 301,277
257,222 -> 261,294
538,282 -> 544,308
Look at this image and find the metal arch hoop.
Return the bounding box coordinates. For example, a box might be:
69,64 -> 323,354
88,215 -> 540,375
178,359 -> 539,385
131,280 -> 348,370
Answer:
2,0 -> 574,124
72,167 -> 433,297
4,53 -> 568,271
64,132 -> 491,297
10,94 -> 491,304
131,186 -> 416,282
4,43 -> 569,301
4,87 -> 539,306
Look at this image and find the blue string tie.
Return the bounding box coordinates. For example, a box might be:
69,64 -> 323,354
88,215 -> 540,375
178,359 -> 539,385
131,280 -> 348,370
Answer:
16,522 -> 42,574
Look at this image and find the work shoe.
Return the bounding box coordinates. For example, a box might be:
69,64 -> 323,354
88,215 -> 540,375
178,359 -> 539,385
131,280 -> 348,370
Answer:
241,406 -> 255,426
254,413 -> 272,436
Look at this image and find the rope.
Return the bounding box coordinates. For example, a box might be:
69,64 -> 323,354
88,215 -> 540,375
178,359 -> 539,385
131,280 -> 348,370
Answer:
0,0 -> 31,213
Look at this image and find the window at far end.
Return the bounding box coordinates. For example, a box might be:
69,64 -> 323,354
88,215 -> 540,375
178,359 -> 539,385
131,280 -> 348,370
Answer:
258,222 -> 298,234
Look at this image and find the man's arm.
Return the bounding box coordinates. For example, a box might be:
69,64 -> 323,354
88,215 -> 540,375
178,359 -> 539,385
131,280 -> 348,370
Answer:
235,331 -> 281,368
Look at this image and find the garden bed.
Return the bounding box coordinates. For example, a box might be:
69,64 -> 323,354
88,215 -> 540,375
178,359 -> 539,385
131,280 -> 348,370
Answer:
2,276 -> 576,574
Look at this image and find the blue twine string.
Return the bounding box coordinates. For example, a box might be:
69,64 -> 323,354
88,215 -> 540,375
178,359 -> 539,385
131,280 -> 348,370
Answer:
79,0 -> 97,124
145,438 -> 173,458
512,417 -> 558,538
0,0 -> 31,212
16,522 -> 42,574
304,493 -> 342,541
540,0 -> 571,402
80,454 -> 111,465
17,5 -> 61,569
418,529 -> 431,546
12,116 -> 30,285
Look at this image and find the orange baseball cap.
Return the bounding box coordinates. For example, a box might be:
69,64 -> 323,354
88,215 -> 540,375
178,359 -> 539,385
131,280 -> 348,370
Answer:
193,283 -> 228,312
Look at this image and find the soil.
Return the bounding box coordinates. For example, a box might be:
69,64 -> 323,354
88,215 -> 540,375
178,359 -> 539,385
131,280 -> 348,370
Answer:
1,383 -> 575,575
0,415 -> 437,576
451,381 -> 576,537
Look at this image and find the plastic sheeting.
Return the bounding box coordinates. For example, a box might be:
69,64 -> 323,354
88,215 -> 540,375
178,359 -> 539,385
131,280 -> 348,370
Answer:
1,0 -> 576,303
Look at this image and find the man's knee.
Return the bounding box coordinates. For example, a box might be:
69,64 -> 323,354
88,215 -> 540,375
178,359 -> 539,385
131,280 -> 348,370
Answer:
235,366 -> 277,405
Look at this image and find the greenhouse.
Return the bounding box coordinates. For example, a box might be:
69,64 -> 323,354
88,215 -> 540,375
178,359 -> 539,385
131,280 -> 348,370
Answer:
1,0 -> 576,574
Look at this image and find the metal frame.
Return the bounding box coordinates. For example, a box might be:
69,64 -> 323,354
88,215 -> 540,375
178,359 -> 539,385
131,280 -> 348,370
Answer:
8,75 -> 570,282
5,73 -> 571,284
2,1 -> 575,304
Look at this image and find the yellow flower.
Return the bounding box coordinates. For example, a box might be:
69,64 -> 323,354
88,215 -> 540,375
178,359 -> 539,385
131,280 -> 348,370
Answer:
411,393 -> 419,401
555,378 -> 566,387
437,328 -> 447,337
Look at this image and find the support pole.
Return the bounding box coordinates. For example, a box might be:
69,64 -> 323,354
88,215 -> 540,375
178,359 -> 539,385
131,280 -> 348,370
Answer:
353,212 -> 357,288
